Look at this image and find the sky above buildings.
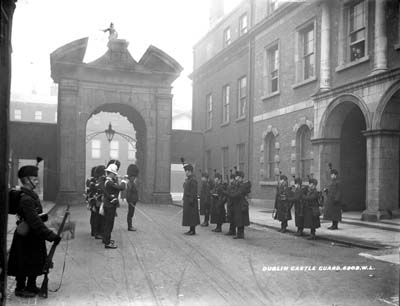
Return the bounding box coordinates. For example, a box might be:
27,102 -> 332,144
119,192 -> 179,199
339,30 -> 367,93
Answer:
11,0 -> 241,114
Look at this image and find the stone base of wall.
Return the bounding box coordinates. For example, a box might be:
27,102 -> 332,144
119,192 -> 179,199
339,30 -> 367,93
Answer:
152,192 -> 172,204
361,209 -> 393,222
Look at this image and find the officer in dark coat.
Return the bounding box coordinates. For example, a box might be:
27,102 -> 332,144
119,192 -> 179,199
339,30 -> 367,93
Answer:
182,163 -> 200,235
86,166 -> 98,237
199,172 -> 212,226
8,165 -> 60,298
126,164 -> 139,231
93,165 -> 106,239
323,168 -> 342,230
102,163 -> 125,248
223,170 -> 250,239
274,175 -> 292,233
225,172 -> 237,236
288,177 -> 305,236
210,173 -> 226,232
303,178 -> 321,239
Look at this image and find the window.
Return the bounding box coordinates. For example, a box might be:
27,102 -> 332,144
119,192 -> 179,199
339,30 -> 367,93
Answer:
222,85 -> 230,123
205,150 -> 212,175
236,143 -> 245,173
264,133 -> 276,180
223,27 -> 231,47
238,76 -> 247,118
239,14 -> 248,36
128,143 -> 136,161
222,146 -> 229,178
206,94 -> 213,129
14,109 -> 22,120
297,23 -> 315,81
297,126 -> 312,180
348,1 -> 366,62
34,111 -> 42,121
110,140 -> 119,159
264,43 -> 279,95
91,140 -> 101,159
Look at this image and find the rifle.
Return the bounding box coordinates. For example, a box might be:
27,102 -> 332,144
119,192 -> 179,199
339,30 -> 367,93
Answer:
39,205 -> 70,298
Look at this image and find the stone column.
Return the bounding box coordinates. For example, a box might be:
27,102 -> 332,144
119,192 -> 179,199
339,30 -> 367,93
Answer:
152,91 -> 173,204
319,1 -> 331,90
396,0 -> 400,50
56,79 -> 82,206
362,130 -> 400,221
372,0 -> 388,74
311,138 -> 340,189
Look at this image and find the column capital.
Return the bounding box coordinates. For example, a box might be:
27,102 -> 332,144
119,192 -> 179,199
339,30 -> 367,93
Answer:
362,129 -> 400,137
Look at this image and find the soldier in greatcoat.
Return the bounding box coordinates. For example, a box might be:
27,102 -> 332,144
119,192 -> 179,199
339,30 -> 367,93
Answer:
288,177 -> 305,236
223,170 -> 250,239
323,168 -> 342,230
303,178 -> 321,239
93,165 -> 106,239
86,166 -> 98,237
102,163 -> 126,248
199,172 -> 212,227
182,163 -> 200,235
8,166 -> 61,298
210,173 -> 226,232
274,175 -> 292,233
225,172 -> 237,236
126,164 -> 139,231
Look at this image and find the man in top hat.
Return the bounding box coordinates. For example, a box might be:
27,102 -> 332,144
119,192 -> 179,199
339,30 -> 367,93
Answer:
182,163 -> 200,235
323,167 -> 342,230
199,172 -> 212,227
8,165 -> 61,298
303,178 -> 321,239
223,170 -> 251,239
102,163 -> 126,248
210,172 -> 226,232
126,164 -> 139,231
274,174 -> 292,233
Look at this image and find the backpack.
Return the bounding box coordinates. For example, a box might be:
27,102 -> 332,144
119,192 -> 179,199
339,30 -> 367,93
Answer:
8,187 -> 23,215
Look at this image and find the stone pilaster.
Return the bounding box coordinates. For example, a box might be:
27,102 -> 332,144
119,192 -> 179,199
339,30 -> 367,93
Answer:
362,130 -> 400,221
371,0 -> 388,74
319,1 -> 331,91
56,79 -> 82,206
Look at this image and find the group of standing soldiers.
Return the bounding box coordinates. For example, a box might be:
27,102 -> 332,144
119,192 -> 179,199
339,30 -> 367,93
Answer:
85,160 -> 139,249
274,166 -> 342,239
181,163 -> 251,239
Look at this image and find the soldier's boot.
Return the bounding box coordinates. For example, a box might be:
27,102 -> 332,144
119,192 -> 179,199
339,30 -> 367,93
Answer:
233,226 -> 244,239
225,223 -> 236,235
307,229 -> 316,240
281,222 -> 288,233
212,224 -> 222,232
278,223 -> 283,232
295,228 -> 304,236
184,226 -> 196,235
15,277 -> 36,298
201,215 -> 209,226
328,221 -> 338,230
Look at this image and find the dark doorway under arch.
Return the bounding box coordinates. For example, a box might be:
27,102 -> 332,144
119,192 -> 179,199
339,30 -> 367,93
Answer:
340,106 -> 366,211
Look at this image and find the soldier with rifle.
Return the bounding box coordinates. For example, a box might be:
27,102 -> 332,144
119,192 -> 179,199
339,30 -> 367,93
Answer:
323,164 -> 342,230
86,167 -> 98,237
288,177 -> 305,236
225,169 -> 237,236
210,172 -> 226,233
181,158 -> 200,235
274,174 -> 292,233
303,178 -> 322,240
8,164 -> 61,298
199,171 -> 212,227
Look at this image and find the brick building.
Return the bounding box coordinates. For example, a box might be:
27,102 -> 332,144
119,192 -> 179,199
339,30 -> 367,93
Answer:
191,0 -> 400,221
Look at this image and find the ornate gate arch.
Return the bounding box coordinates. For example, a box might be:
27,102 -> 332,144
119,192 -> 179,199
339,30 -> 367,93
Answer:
51,38 -> 182,205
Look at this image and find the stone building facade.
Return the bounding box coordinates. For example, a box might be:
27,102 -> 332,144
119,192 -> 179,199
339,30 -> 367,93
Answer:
191,0 -> 400,221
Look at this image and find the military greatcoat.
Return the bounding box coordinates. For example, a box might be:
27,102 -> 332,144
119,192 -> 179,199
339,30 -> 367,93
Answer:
303,188 -> 321,229
182,175 -> 200,226
210,182 -> 226,225
8,188 -> 57,277
199,180 -> 212,216
287,186 -> 304,228
274,185 -> 292,222
323,179 -> 342,222
224,181 -> 250,227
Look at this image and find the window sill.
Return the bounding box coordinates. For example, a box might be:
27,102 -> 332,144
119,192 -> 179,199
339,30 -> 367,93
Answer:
292,77 -> 317,89
261,91 -> 280,101
235,116 -> 246,122
335,55 -> 370,72
220,121 -> 230,127
259,180 -> 278,186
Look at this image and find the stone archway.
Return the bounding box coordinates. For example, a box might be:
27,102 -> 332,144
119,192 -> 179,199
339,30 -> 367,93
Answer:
314,95 -> 369,211
50,38 -> 182,205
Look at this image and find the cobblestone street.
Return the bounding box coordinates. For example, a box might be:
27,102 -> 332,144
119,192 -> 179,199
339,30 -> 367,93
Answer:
6,203 -> 399,306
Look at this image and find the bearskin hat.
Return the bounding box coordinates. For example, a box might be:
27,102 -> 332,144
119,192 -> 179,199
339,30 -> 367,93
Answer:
94,165 -> 106,178
127,164 -> 139,177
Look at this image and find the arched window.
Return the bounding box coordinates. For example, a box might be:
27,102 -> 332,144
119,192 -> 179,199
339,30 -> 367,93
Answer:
264,133 -> 276,180
297,125 -> 312,179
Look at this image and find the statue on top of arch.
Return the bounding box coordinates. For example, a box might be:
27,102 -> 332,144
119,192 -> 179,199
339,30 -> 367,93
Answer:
102,22 -> 118,41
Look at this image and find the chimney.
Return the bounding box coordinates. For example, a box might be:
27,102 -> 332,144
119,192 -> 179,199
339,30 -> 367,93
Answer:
209,0 -> 224,28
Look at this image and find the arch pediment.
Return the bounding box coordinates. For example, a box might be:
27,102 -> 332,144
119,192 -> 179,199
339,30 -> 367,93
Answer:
50,37 -> 88,64
139,45 -> 183,74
